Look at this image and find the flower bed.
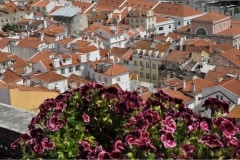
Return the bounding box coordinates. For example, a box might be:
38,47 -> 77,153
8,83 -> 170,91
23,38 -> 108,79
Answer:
11,83 -> 240,159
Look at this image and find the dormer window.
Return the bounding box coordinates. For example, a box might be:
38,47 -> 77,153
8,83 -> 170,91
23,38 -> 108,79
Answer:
63,59 -> 66,63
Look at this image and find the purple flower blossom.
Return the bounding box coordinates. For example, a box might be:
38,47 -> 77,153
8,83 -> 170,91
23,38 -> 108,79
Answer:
161,116 -> 176,134
199,133 -> 223,148
82,113 -> 90,123
33,144 -> 44,154
200,121 -> 209,131
220,119 -> 237,138
160,132 -> 176,148
181,144 -> 195,158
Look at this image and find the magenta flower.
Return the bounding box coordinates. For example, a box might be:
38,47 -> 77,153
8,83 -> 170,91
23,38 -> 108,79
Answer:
161,116 -> 176,134
82,113 -> 90,123
33,144 -> 44,154
220,119 -> 237,138
181,144 -> 195,158
199,133 -> 223,148
98,151 -> 111,160
188,122 -> 199,132
200,121 -> 209,131
160,132 -> 176,148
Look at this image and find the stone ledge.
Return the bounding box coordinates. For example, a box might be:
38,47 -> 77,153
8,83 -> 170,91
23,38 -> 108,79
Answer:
0,103 -> 36,134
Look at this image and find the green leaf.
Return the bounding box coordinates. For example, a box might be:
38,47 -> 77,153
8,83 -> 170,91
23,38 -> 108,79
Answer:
147,153 -> 156,160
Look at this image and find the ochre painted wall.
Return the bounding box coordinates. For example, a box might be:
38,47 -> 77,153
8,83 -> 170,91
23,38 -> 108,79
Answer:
10,88 -> 59,112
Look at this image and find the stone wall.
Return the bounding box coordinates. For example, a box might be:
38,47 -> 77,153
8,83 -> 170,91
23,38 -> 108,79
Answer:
0,103 -> 36,158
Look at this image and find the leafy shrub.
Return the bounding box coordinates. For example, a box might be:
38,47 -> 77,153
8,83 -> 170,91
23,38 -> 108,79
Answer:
11,82 -> 240,159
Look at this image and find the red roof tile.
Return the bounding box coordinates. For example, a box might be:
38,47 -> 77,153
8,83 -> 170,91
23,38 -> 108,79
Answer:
192,12 -> 229,22
153,2 -> 202,17
35,71 -> 66,82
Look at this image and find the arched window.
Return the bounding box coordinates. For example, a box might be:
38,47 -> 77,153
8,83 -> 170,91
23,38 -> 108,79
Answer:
196,28 -> 207,36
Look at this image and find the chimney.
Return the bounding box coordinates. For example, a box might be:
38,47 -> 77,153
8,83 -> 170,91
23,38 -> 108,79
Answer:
191,81 -> 195,92
183,79 -> 186,89
40,32 -> 44,42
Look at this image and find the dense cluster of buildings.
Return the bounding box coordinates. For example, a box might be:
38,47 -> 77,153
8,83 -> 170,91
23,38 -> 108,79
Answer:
0,0 -> 240,117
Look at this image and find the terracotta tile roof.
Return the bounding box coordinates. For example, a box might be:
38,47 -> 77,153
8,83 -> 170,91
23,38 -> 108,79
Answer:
5,1 -> 17,13
111,47 -> 128,57
78,45 -> 98,53
166,32 -> 182,41
110,83 -> 123,90
166,77 -> 183,90
153,2 -> 201,17
2,69 -> 25,84
226,105 -> 240,118
205,66 -> 240,82
216,28 -> 240,37
41,24 -> 65,36
175,24 -> 190,32
99,48 -> 108,57
17,37 -> 41,48
0,80 -> 10,89
16,84 -> 58,92
213,78 -> 240,96
126,29 -> 140,38
0,51 -> 10,62
121,49 -> 134,60
91,59 -> 129,76
184,38 -> 215,47
183,77 -> 213,93
97,0 -> 124,8
8,54 -> 28,74
68,74 -> 92,87
134,40 -> 170,52
212,43 -> 233,52
104,63 -> 129,76
231,19 -> 240,28
141,91 -> 151,102
192,12 -> 229,23
221,48 -> 240,67
34,71 -> 66,83
155,15 -> 169,23
55,37 -> 75,45
164,50 -> 191,63
29,50 -> 53,70
72,1 -> 92,13
43,35 -> 55,44
31,0 -> 50,7
57,53 -> 72,59
123,0 -> 158,10
73,40 -> 91,47
162,87 -> 192,103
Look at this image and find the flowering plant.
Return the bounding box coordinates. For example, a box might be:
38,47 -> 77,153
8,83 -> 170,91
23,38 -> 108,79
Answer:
11,83 -> 240,159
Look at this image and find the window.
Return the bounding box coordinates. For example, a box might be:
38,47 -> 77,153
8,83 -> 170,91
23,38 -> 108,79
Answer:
146,73 -> 150,79
61,68 -> 65,74
216,95 -> 219,99
146,62 -> 149,68
140,72 -> 144,78
152,63 -> 156,69
196,28 -> 207,36
117,77 -> 120,81
75,65 -> 80,71
178,22 -> 180,26
63,59 -> 66,63
98,75 -> 101,81
134,61 -> 138,66
153,74 -> 156,80
104,77 -> 108,83
169,25 -> 171,29
69,67 -> 73,73
159,27 -> 163,31
140,61 -> 143,66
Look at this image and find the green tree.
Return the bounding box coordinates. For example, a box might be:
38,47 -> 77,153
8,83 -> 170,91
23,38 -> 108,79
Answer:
2,23 -> 13,32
